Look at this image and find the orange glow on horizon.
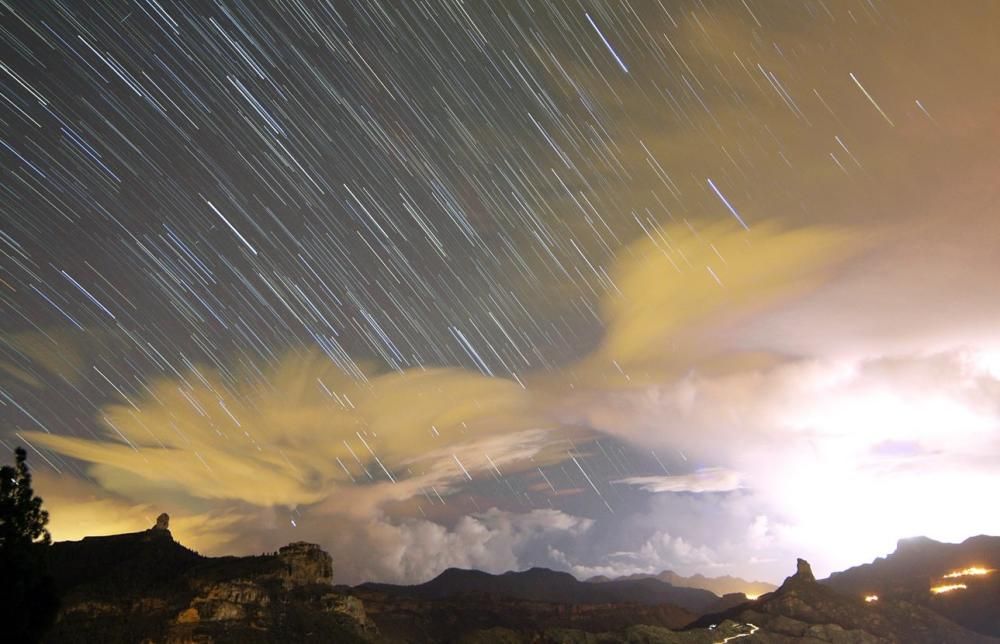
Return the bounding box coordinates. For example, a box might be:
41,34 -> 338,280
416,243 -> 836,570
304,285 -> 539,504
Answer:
930,583 -> 967,595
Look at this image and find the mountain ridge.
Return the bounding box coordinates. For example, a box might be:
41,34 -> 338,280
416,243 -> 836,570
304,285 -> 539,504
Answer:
355,565 -> 723,613
821,534 -> 1000,638
689,557 -> 997,643
585,568 -> 777,598
28,523 -> 1000,643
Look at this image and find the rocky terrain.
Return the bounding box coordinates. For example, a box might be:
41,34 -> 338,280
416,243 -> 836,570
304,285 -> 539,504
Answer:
690,558 -> 997,644
41,515 -> 376,643
821,535 -> 1000,638
34,521 -> 1000,643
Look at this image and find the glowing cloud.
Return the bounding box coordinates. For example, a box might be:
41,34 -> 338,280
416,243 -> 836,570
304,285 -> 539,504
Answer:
26,351 -> 579,511
612,468 -> 743,494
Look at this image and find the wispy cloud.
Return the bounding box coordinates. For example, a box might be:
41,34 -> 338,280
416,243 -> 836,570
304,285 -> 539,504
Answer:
612,468 -> 743,494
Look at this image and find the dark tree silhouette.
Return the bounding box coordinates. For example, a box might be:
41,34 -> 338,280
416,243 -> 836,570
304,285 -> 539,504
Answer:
0,447 -> 59,642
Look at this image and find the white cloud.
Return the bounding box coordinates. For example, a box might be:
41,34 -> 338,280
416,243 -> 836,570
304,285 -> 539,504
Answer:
565,530 -> 722,580
570,350 -> 1000,576
322,508 -> 594,584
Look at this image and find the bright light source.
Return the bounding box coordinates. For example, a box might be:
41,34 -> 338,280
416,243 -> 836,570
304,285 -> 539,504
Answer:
864,594 -> 879,602
930,583 -> 967,594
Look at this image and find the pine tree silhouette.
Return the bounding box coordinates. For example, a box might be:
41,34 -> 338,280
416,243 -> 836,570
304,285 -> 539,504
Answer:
1,447 -> 59,642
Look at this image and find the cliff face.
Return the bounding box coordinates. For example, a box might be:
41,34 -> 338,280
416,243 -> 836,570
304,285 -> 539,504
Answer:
277,541 -> 334,587
42,524 -> 376,643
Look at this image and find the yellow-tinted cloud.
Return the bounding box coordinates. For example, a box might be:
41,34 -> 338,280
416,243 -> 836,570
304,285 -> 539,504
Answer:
570,221 -> 851,387
26,350 -> 579,510
26,220 -> 851,546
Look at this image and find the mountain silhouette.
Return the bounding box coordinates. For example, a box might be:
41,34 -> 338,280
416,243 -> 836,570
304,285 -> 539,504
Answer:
585,568 -> 776,598
28,524 -> 1000,643
356,565 -> 720,612
822,535 -> 1000,637
689,557 -> 996,643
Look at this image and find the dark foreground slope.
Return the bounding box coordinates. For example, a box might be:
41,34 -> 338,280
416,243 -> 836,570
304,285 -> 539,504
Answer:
35,524 -> 1000,643
821,535 -> 1000,638
690,558 -> 997,644
41,524 -> 376,643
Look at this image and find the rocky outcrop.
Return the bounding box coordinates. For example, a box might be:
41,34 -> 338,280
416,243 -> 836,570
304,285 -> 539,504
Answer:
278,541 -> 333,587
796,557 -> 816,582
153,512 -> 170,531
176,579 -> 271,623
42,531 -> 376,643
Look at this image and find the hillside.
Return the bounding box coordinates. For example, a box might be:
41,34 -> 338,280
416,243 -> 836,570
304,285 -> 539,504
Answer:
822,535 -> 1000,637
690,558 -> 997,643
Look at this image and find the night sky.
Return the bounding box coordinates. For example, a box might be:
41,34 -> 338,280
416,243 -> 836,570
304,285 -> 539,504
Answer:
2,0 -> 1000,584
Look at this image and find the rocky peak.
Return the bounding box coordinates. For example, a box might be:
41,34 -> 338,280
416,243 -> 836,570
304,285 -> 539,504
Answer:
795,558 -> 815,582
152,512 -> 170,531
277,541 -> 333,587
774,557 -> 817,594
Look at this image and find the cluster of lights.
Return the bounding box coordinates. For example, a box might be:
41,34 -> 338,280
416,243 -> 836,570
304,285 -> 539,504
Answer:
864,594 -> 879,602
930,583 -> 967,595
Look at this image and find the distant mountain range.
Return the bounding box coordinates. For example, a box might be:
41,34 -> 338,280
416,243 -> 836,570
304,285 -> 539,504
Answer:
355,566 -> 725,613
30,521 -> 1000,642
585,569 -> 776,599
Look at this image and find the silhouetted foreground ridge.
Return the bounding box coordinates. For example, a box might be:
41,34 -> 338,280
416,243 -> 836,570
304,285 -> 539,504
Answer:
36,520 -> 1000,643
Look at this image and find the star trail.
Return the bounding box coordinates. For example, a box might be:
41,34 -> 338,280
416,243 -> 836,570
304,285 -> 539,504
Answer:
2,1 -> 1000,584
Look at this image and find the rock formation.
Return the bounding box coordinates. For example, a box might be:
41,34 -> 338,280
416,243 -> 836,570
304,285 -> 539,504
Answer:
795,557 -> 815,582
278,541 -> 334,587
152,512 -> 169,531
42,532 -> 375,642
